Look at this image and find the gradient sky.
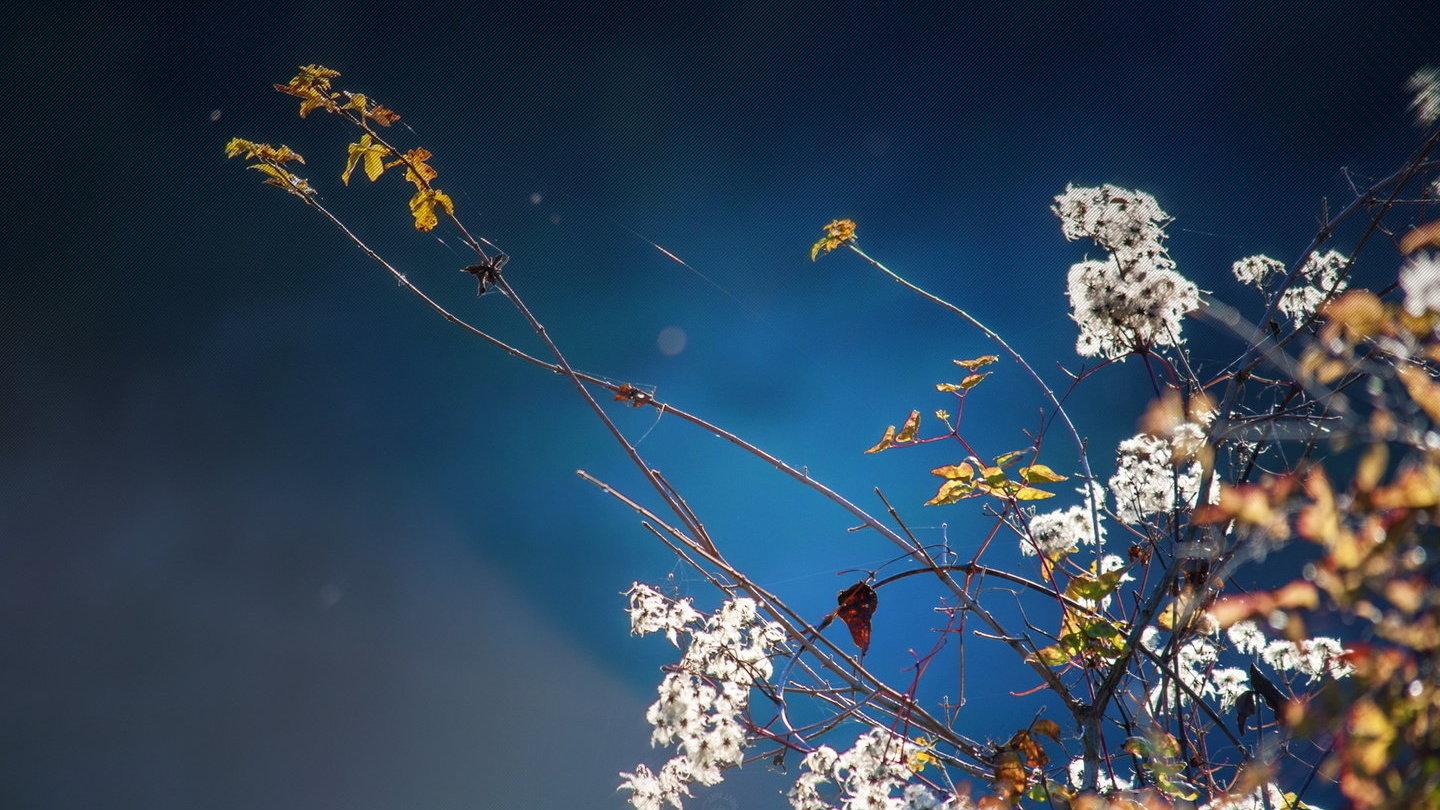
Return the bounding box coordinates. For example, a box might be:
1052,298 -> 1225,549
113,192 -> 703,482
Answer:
2,2 -> 1435,808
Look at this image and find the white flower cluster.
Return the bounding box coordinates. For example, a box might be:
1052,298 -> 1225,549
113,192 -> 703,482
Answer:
1230,250 -> 1349,323
1142,621 -> 1353,717
1400,252 -> 1440,315
1023,483 -> 1107,557
1201,782 -> 1320,810
1228,620 -> 1353,680
1066,757 -> 1134,792
620,584 -> 787,809
789,728 -> 949,810
1053,185 -> 1199,359
627,581 -> 704,646
1409,65 -> 1440,127
1108,433 -> 1205,524
1147,637 -> 1221,712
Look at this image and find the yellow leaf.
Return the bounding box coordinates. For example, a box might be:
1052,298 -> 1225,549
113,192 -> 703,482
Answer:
388,147 -> 438,187
809,219 -> 856,260
864,425 -> 897,454
225,138 -> 305,165
931,462 -> 975,480
992,450 -> 1026,468
1011,485 -> 1057,500
340,92 -> 401,126
1030,644 -> 1070,666
954,355 -> 999,370
895,410 -> 922,442
926,478 -> 976,506
934,409 -> 950,421
409,188 -> 454,231
1020,464 -> 1068,484
959,372 -> 990,389
342,134 -> 391,185
246,163 -> 314,196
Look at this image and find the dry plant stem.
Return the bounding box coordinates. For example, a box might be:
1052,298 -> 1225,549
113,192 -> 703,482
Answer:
844,242 -> 1108,780
578,470 -> 990,774
488,274 -> 723,557
845,244 -> 1099,496
288,164 -> 1072,773
1217,144 -> 1440,419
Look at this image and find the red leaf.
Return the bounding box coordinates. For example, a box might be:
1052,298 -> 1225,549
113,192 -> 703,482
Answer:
835,581 -> 878,653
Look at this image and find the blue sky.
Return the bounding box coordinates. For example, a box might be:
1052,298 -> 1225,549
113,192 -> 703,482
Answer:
1,2 -> 1435,807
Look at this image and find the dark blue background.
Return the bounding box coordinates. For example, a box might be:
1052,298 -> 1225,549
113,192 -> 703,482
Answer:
1,2 -> 1433,807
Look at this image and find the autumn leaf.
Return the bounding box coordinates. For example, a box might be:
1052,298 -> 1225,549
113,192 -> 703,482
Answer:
895,410 -> 922,442
810,218 -> 857,260
954,355 -> 998,371
834,581 -> 878,653
409,188 -> 454,231
388,147 -> 438,187
926,478 -> 977,506
864,425 -> 897,454
1019,464 -> 1067,484
340,92 -> 400,126
225,138 -> 305,164
274,64 -> 342,117
246,163 -> 315,196
342,134 -> 391,184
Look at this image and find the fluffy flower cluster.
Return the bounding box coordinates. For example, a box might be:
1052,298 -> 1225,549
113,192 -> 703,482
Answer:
1067,757 -> 1134,793
1054,185 -> 1199,359
789,728 -> 951,810
1146,636 -> 1221,712
1201,782 -> 1318,810
1400,252 -> 1440,315
1108,433 -> 1205,524
620,585 -> 787,809
1230,250 -> 1349,323
1023,483 -> 1107,557
1142,620 -> 1353,717
1409,65 -> 1440,127
1228,620 -> 1352,679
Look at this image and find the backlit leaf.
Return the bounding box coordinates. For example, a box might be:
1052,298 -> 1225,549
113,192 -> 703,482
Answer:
247,163 -> 314,196
810,218 -> 856,260
931,462 -> 975,480
389,147 -> 439,187
959,372 -> 990,389
274,64 -> 342,117
409,188 -> 454,231
864,425 -> 897,454
895,410 -> 922,442
954,355 -> 998,370
1030,644 -> 1070,666
342,133 -> 391,184
926,478 -> 976,506
834,581 -> 877,653
992,450 -> 1026,467
1020,464 -> 1067,484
